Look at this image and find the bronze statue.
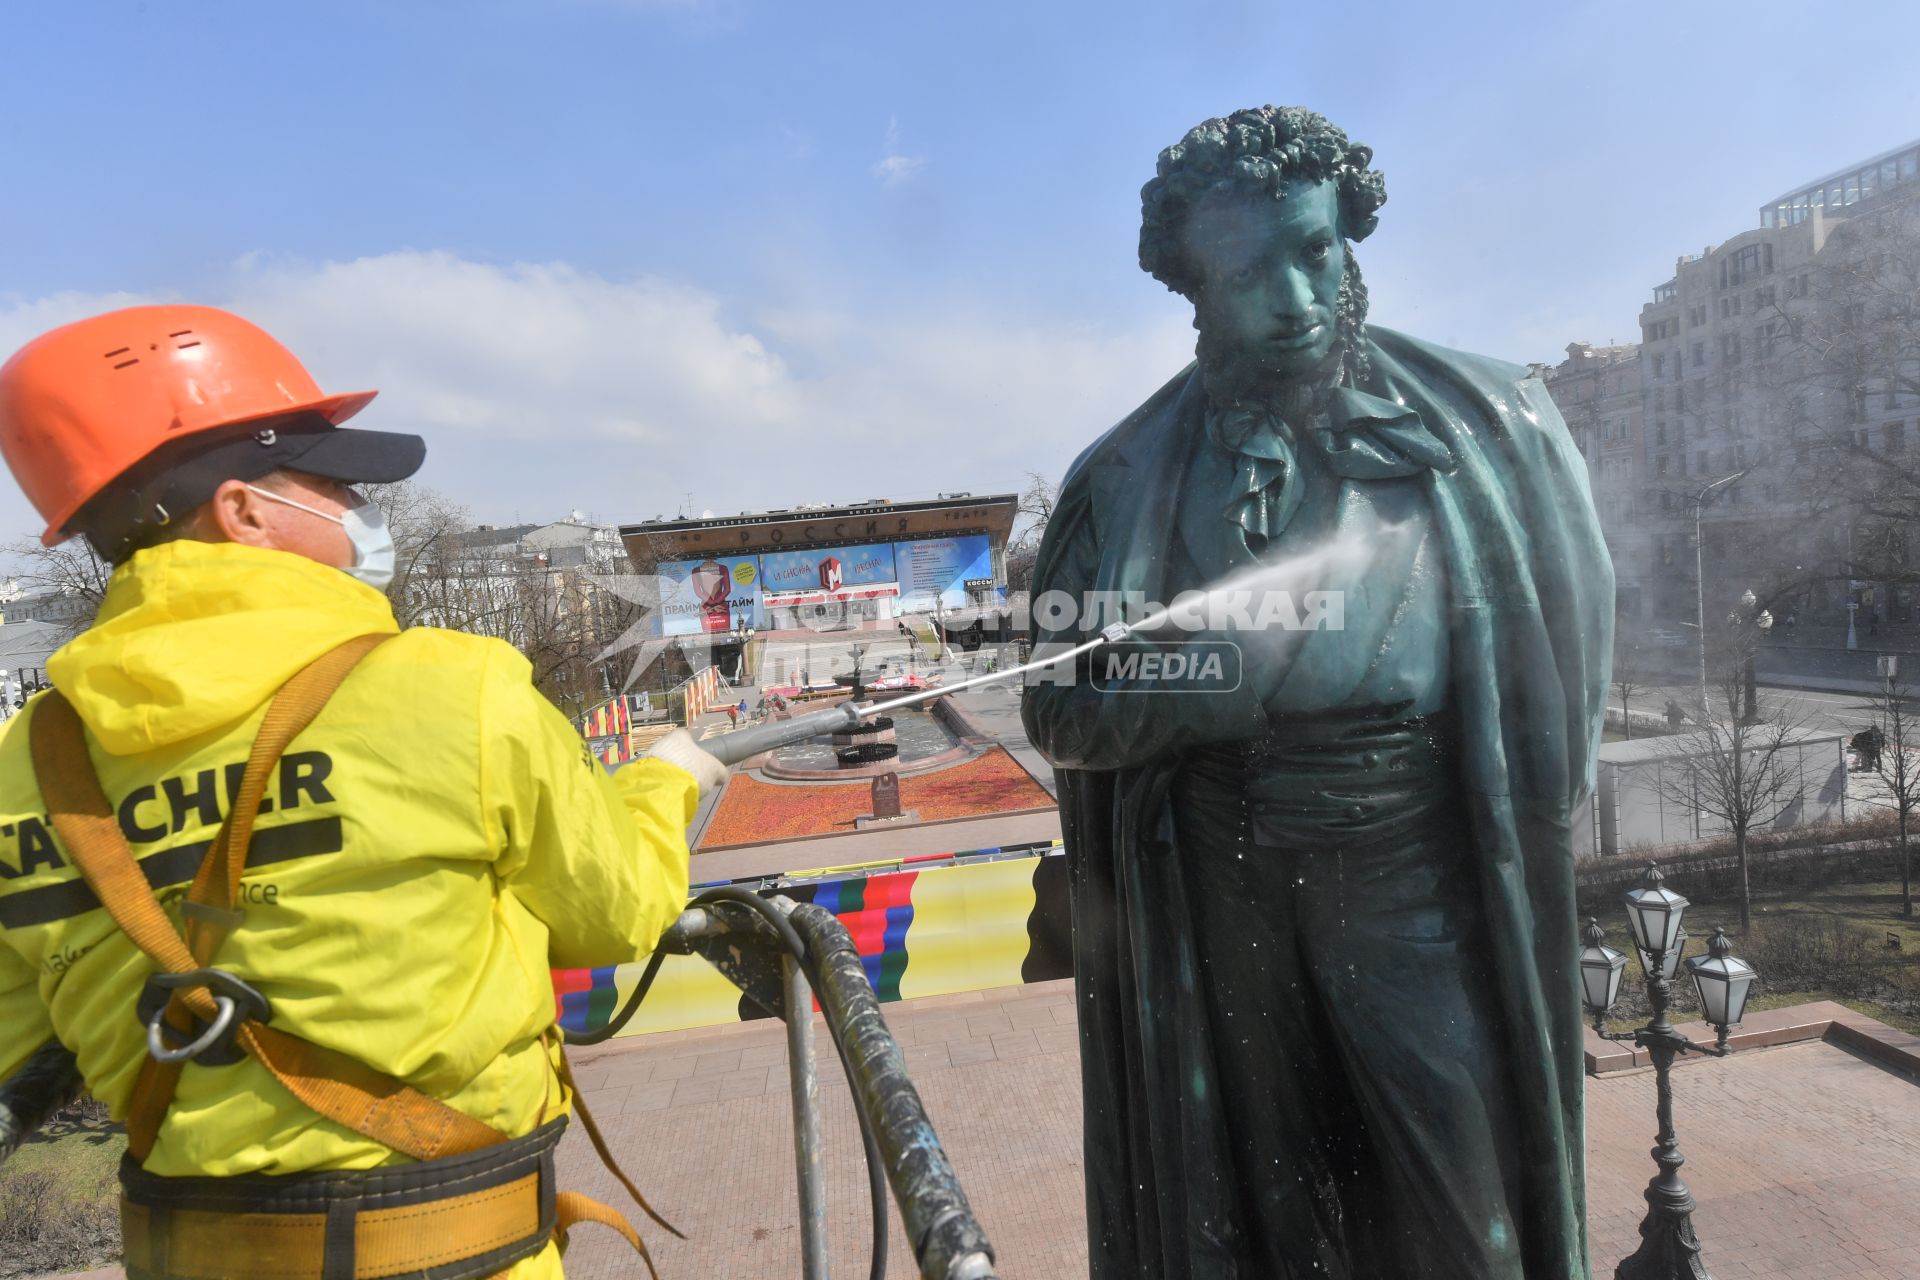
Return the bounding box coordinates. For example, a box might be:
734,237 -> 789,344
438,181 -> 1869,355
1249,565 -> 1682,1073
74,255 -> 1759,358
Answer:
1022,106 -> 1612,1278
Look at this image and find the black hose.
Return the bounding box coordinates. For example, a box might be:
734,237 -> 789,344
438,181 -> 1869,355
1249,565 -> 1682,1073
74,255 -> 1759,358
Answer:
561,949 -> 668,1047
564,886 -> 889,1280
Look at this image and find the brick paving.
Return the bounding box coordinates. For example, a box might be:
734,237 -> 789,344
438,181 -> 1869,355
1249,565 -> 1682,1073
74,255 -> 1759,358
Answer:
557,980 -> 1920,1280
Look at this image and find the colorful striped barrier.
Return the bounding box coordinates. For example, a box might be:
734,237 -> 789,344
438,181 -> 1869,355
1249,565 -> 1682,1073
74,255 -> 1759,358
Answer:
678,666 -> 726,723
552,842 -> 1070,1037
580,697 -> 633,739
580,696 -> 646,767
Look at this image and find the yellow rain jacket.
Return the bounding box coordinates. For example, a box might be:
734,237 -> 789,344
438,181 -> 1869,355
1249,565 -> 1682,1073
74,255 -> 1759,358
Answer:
0,540 -> 695,1278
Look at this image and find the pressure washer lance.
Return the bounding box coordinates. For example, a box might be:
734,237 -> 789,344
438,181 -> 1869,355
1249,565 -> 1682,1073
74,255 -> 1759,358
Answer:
699,621 -> 1133,768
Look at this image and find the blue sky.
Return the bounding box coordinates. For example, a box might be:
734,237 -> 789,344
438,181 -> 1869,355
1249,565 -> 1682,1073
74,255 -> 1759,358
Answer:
2,0 -> 1916,541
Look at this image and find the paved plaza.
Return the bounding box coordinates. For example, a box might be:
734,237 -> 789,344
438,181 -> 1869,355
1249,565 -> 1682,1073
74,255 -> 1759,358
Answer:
556,979 -> 1920,1280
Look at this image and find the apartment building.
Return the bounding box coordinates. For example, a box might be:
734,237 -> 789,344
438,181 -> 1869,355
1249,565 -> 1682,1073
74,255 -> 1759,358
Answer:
1539,342 -> 1648,618
1624,139 -> 1920,630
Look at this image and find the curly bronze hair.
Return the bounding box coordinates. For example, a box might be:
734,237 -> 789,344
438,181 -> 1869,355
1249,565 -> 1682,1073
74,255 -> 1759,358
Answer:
1139,106 -> 1387,300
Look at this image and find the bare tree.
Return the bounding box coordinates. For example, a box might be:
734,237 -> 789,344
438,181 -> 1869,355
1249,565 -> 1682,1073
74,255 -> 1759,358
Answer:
353,481 -> 480,631
1613,634 -> 1647,741
1659,670 -> 1810,934
1,535 -> 112,618
1005,470 -> 1061,595
1858,669 -> 1920,918
369,492 -> 648,720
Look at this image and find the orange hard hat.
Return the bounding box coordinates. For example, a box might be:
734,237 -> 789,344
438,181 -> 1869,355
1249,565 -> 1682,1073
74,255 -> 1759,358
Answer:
0,305 -> 381,545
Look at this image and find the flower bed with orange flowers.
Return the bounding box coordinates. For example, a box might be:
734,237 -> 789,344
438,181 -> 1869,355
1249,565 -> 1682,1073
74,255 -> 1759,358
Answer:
698,747 -> 1054,848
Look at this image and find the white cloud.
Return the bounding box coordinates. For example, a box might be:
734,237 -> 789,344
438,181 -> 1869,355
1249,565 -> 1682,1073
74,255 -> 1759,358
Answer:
872,154 -> 928,186
0,251 -> 1193,542
872,114 -> 927,187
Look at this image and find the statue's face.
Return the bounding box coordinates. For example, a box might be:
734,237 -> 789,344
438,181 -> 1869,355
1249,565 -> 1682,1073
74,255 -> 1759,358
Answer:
1184,179 -> 1344,381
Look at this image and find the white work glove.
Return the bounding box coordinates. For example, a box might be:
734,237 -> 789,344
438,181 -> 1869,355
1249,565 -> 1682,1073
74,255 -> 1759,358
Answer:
644,728 -> 730,796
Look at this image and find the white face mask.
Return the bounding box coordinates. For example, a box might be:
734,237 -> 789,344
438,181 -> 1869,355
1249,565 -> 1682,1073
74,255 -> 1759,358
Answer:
243,484 -> 397,590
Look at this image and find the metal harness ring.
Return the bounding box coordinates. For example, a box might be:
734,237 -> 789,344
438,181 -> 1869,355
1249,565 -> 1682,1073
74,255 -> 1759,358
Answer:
147,995 -> 238,1065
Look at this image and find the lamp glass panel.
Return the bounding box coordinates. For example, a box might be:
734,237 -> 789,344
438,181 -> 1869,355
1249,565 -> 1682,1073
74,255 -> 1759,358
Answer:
1722,970 -> 1756,1025
1623,900 -> 1651,951
1636,926 -> 1688,982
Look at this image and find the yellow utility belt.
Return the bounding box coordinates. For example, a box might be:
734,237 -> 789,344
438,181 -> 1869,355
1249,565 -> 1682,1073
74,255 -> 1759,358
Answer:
119,1117 -> 565,1280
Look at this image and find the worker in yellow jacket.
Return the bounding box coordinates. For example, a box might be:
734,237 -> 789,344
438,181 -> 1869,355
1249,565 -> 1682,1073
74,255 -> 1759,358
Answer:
0,305 -> 726,1279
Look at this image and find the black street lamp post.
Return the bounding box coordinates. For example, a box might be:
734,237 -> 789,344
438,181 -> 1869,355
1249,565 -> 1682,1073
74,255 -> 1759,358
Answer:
1579,862 -> 1760,1280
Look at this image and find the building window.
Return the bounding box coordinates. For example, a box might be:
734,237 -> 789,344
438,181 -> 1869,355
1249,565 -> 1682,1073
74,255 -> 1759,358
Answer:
1887,422 -> 1907,451
1653,353 -> 1667,378
1655,421 -> 1668,444
1692,342 -> 1705,368
1763,243 -> 1774,274
1656,456 -> 1669,476
1887,382 -> 1900,410
1660,491 -> 1673,513
1732,244 -> 1762,284
1676,384 -> 1686,411
1722,334 -> 1741,363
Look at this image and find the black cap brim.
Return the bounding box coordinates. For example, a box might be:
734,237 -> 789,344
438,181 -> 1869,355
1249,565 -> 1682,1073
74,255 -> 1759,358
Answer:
277,425 -> 427,486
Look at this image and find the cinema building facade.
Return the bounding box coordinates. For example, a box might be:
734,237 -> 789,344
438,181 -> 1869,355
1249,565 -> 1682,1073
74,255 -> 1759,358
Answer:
622,494 -> 1018,636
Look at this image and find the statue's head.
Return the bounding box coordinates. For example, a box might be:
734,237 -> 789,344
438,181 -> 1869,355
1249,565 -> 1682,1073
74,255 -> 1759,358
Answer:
1139,107 -> 1386,391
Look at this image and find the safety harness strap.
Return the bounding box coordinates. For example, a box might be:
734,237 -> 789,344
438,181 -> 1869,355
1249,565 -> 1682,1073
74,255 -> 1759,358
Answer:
559,1052 -> 682,1242
30,635 -> 503,1163
557,1192 -> 658,1277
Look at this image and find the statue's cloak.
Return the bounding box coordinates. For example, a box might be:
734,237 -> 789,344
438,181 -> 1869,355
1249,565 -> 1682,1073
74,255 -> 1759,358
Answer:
1022,328 -> 1612,1279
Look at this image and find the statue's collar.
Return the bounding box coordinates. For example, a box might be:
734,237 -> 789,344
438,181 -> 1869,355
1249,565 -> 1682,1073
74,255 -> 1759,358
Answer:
1205,384 -> 1457,479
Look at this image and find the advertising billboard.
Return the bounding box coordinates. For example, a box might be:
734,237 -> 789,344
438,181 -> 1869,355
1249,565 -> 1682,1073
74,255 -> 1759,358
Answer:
759,543 -> 899,604
658,555 -> 763,635
895,535 -> 994,611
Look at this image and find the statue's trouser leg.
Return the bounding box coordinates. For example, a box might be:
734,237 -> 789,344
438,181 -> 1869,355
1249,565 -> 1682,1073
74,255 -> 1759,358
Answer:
1184,812 -> 1528,1280
1300,821 -> 1528,1279
1182,839 -> 1365,1280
